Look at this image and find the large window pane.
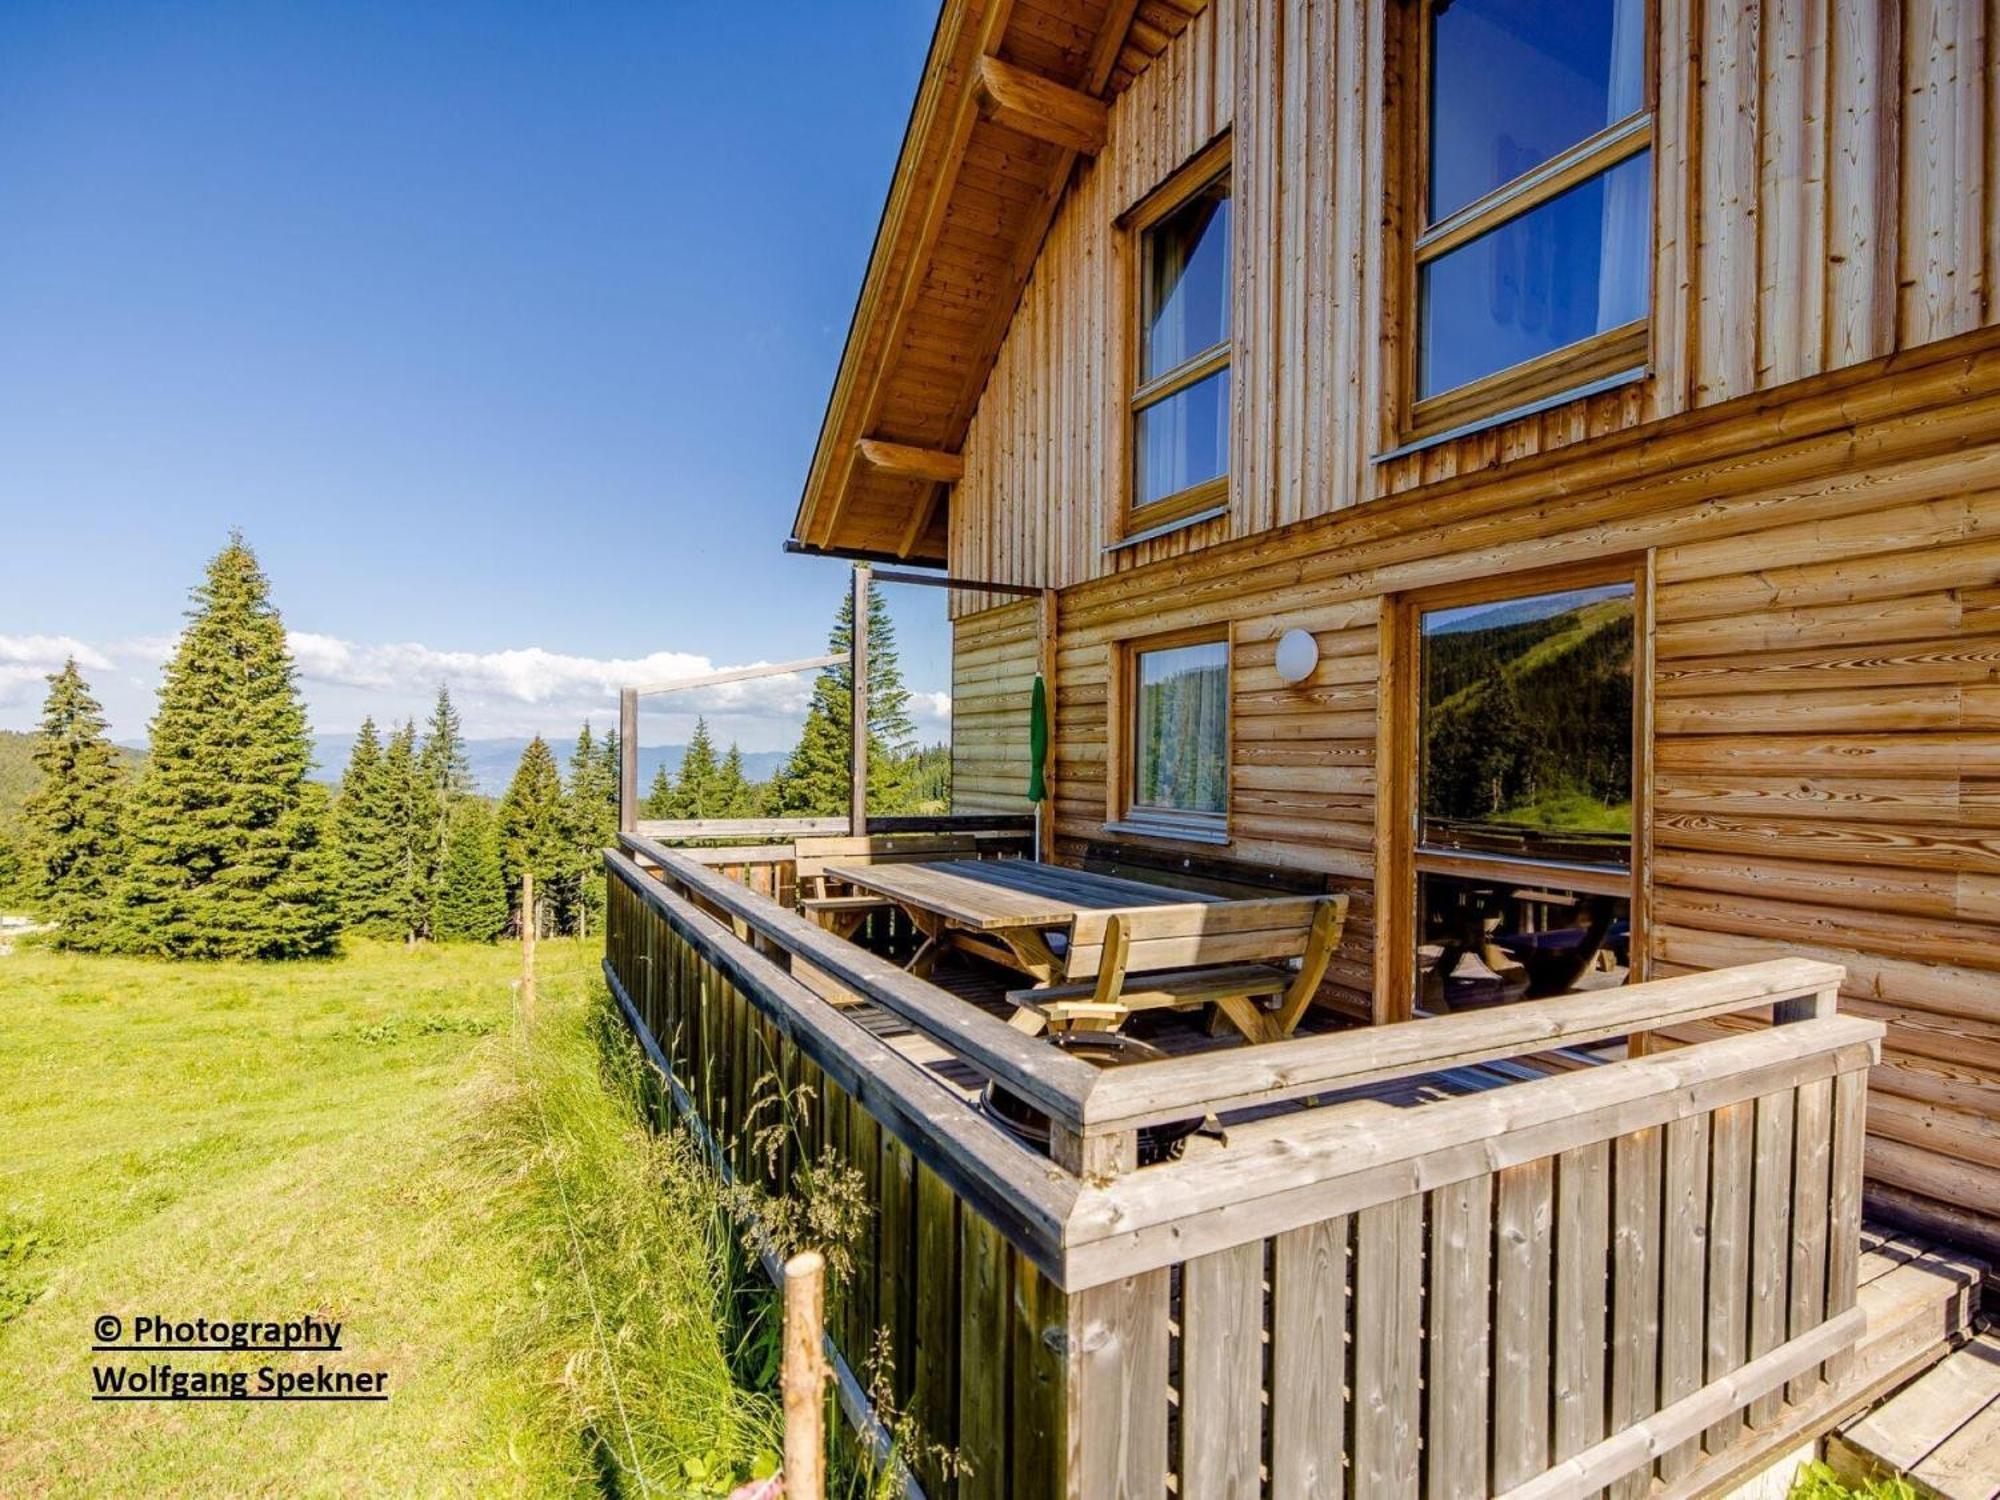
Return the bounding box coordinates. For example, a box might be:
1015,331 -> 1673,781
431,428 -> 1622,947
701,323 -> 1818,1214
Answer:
1419,583 -> 1633,862
1134,640 -> 1228,817
1418,151 -> 1651,399
1135,366 -> 1230,509
1142,183 -> 1231,380
1429,0 -> 1647,220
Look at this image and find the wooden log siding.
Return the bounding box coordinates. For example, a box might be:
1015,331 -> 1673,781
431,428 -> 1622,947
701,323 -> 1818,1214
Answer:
949,597 -> 1039,814
950,326 -> 2000,1229
607,850 -> 1880,1496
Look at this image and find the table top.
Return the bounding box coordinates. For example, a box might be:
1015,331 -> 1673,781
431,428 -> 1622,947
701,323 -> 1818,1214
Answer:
822,858 -> 1220,931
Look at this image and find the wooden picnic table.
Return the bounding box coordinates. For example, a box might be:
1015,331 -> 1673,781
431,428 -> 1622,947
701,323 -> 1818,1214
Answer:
821,858 -> 1221,987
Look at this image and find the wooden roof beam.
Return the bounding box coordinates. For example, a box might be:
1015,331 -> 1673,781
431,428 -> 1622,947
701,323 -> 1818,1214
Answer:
974,56 -> 1109,156
856,437 -> 966,485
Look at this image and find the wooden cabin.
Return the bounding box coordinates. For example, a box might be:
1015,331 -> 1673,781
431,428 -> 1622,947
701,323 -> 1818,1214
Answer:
790,0 -> 2000,1265
605,1 -> 2000,1495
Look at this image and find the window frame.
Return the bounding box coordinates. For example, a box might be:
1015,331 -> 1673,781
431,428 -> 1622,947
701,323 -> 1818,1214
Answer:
1379,556 -> 1653,1018
1401,0 -> 1659,441
1120,134 -> 1234,539
1107,623 -> 1233,845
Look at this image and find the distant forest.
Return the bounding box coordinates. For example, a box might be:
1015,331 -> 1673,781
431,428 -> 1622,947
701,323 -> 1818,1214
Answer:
1421,592 -> 1635,840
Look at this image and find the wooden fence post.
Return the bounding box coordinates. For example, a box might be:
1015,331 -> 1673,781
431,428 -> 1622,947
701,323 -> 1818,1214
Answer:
782,1250 -> 829,1500
619,687 -> 639,834
521,870 -> 537,1019
851,563 -> 870,838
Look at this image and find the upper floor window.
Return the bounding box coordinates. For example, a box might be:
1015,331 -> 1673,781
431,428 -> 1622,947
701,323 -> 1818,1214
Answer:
1411,0 -> 1653,433
1128,145 -> 1232,532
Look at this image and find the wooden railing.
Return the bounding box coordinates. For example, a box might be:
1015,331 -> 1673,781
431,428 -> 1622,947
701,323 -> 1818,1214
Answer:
604,846 -> 1879,1499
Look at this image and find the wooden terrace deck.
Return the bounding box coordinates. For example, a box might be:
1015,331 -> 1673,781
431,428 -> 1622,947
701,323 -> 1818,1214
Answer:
604,827 -> 1990,1498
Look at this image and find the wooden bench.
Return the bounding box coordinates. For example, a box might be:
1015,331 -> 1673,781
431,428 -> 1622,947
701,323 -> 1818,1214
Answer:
794,833 -> 982,939
1006,893 -> 1348,1044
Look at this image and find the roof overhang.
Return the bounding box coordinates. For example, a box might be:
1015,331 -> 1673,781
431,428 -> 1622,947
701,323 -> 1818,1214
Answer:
788,0 -> 1200,568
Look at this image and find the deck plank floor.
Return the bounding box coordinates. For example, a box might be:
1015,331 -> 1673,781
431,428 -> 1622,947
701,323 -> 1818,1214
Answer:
1834,1322 -> 2000,1500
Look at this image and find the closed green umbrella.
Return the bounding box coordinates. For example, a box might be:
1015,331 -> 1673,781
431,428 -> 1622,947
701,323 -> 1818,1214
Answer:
1028,671 -> 1049,859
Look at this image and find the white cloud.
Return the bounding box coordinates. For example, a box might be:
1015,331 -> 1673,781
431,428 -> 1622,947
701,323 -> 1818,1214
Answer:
0,635 -> 117,708
0,634 -> 114,672
1,626 -> 953,750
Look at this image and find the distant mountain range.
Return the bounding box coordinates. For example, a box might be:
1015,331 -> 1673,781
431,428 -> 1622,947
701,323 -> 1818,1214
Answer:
304,735 -> 791,797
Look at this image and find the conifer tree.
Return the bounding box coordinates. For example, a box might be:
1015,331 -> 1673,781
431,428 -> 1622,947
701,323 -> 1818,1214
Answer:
770,581 -> 918,816
714,743 -> 756,818
119,536 -> 338,959
434,797 -> 506,942
671,717 -> 720,818
411,686 -> 472,939
498,736 -> 566,937
21,660 -> 125,949
562,724 -> 616,936
641,764 -> 675,819
0,826 -> 21,910
380,720 -> 425,941
330,718 -> 404,937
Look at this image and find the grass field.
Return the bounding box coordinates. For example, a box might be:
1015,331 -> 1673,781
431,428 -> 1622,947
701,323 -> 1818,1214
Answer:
0,935 -> 775,1496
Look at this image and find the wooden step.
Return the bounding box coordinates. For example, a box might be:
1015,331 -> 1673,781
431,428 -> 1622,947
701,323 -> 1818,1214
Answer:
1831,1323 -> 2000,1500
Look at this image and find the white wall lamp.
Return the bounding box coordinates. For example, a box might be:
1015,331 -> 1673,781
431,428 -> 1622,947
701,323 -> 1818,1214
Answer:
1275,627 -> 1319,685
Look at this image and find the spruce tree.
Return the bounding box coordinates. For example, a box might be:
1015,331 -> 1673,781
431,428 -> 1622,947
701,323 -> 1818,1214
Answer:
770,581 -> 918,816
119,536 -> 338,959
497,736 -> 566,937
434,797 -> 507,942
641,765 -> 675,819
714,744 -> 756,818
671,717 -> 720,818
21,660 -> 125,949
562,724 -> 615,936
412,686 -> 472,939
330,718 -> 403,937
380,720 -> 425,942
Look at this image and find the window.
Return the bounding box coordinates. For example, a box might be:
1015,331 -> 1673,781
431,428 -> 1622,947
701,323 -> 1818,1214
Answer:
1410,0 -> 1653,433
1117,634 -> 1229,839
1128,145 -> 1232,532
1402,570 -> 1642,1010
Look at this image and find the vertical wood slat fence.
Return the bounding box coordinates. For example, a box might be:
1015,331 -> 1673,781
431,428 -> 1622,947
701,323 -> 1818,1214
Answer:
604,846 -> 1879,1499
605,853 -> 1078,1499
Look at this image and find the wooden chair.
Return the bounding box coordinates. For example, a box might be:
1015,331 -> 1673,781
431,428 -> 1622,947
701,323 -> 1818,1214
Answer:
793,833 -> 981,939
1006,893 -> 1348,1044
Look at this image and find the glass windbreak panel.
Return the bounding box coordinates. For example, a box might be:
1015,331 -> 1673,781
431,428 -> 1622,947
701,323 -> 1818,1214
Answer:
1418,871 -> 1631,1008
1418,151 -> 1651,399
1429,0 -> 1648,220
1419,583 -> 1634,862
1142,181 -> 1232,381
1133,641 -> 1229,817
1135,366 -> 1231,509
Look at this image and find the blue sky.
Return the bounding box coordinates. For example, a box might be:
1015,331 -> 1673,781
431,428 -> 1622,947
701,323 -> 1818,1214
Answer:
0,0 -> 953,751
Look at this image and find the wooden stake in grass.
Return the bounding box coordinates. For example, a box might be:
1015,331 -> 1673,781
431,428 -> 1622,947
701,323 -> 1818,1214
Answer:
520,870 -> 536,1018
781,1250 -> 829,1500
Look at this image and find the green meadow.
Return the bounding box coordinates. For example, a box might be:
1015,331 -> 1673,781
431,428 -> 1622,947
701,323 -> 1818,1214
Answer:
0,937 -> 775,1497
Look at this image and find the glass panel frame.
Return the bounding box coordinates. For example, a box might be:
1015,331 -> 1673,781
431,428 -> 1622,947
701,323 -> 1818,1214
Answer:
1406,0 -> 1657,434
1123,632 -> 1231,835
1389,559 -> 1649,1017
1127,145 -> 1234,532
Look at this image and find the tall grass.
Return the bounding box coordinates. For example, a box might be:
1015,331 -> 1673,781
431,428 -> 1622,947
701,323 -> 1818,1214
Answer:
495,983 -> 780,1496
